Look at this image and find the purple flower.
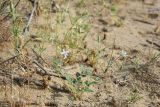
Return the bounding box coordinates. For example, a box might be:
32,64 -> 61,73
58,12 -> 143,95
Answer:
60,49 -> 69,59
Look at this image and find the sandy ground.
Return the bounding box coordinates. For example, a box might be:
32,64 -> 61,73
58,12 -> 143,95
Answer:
0,0 -> 160,107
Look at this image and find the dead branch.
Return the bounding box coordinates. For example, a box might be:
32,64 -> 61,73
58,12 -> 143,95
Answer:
32,48 -> 48,65
132,17 -> 154,25
146,39 -> 160,48
33,60 -> 66,80
0,68 -> 47,87
0,54 -> 20,65
22,0 -> 38,35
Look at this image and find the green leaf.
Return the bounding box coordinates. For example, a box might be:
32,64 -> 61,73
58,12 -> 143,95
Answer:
65,74 -> 73,84
76,72 -> 81,77
85,81 -> 97,86
73,79 -> 77,84
82,88 -> 94,92
52,58 -> 62,67
80,65 -> 93,76
111,5 -> 117,15
94,76 -> 101,81
77,76 -> 81,82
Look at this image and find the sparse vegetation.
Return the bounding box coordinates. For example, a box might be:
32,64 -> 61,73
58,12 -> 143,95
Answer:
0,0 -> 160,107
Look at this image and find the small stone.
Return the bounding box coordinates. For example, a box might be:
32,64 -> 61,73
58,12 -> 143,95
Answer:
98,19 -> 108,25
148,13 -> 158,19
148,8 -> 159,19
102,27 -> 108,32
30,34 -> 38,39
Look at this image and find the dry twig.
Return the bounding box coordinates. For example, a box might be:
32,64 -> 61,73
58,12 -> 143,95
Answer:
22,0 -> 38,35
0,54 -> 20,65
33,60 -> 66,80
132,17 -> 154,25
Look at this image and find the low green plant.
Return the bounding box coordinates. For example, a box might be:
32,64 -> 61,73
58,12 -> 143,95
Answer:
64,12 -> 91,49
65,65 -> 97,100
56,10 -> 66,25
9,0 -> 21,54
127,88 -> 142,103
131,57 -> 142,70
52,58 -> 63,75
52,9 -> 91,63
104,49 -> 129,73
48,3 -> 98,100
51,58 -> 98,100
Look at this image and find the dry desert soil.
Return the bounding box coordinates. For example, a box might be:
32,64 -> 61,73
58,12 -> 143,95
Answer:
0,0 -> 160,107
